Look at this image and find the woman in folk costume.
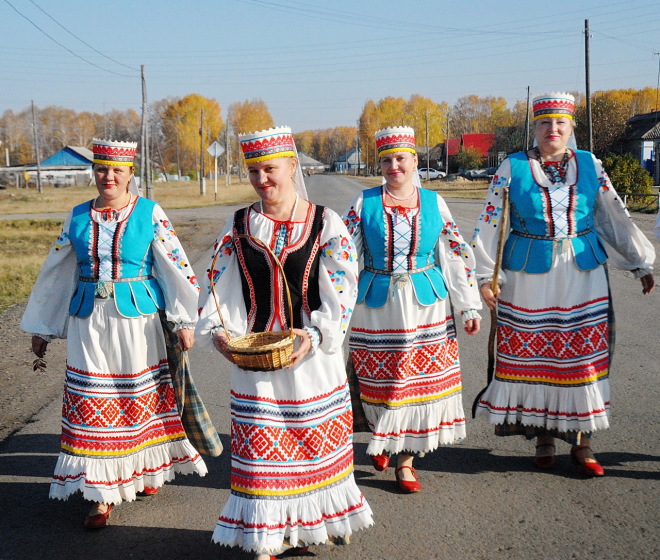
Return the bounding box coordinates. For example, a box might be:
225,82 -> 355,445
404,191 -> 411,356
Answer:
196,126 -> 373,560
342,127 -> 482,493
21,139 -> 208,528
472,92 -> 655,476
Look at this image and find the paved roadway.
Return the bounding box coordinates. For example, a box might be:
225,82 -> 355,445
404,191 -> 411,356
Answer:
0,175 -> 658,560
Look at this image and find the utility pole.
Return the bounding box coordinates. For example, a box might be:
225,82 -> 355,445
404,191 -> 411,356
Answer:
140,65 -> 152,199
199,107 -> 206,195
425,111 -> 430,180
584,20 -> 593,152
31,100 -> 42,193
225,126 -> 231,186
654,52 -> 660,119
524,86 -> 531,151
654,52 -> 660,185
444,113 -> 449,174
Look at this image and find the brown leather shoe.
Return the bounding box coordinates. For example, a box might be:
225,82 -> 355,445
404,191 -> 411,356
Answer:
83,503 -> 113,529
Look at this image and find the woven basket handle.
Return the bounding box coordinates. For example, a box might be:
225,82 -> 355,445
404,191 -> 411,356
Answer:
208,234 -> 295,341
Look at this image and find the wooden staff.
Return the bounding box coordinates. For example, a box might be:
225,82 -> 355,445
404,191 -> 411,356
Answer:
471,185 -> 510,418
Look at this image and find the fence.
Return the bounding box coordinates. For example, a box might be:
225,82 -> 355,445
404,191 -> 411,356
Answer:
619,189 -> 659,212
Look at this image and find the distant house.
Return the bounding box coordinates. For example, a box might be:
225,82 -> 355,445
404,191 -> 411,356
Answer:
333,149 -> 366,173
622,111 -> 660,184
0,145 -> 93,188
461,133 -> 495,158
298,151 -> 325,174
441,133 -> 497,171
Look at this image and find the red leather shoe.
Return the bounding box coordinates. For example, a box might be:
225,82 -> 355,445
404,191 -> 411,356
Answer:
570,445 -> 605,477
83,503 -> 113,529
371,454 -> 390,472
140,486 -> 159,495
533,443 -> 556,469
394,466 -> 421,493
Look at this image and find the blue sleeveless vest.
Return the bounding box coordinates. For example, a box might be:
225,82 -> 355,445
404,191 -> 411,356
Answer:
357,186 -> 448,308
68,197 -> 166,318
502,150 -> 608,273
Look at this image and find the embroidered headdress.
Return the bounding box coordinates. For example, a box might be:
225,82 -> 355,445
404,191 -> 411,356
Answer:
532,92 -> 575,121
239,125 -> 307,199
92,138 -> 138,167
375,126 -> 416,157
239,126 -> 296,163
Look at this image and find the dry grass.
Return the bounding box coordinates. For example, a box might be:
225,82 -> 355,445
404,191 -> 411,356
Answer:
0,179 -> 259,215
0,219 -> 64,311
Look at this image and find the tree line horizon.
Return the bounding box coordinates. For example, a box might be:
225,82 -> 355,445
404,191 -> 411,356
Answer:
1,87 -> 657,178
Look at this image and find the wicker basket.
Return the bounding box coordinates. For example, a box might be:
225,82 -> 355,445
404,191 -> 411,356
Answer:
210,234 -> 295,371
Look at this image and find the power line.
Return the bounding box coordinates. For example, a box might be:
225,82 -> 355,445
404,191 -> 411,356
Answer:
2,0 -> 137,78
27,0 -> 139,71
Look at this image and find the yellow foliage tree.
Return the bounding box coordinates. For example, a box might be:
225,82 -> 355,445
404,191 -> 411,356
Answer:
163,94 -> 223,177
227,99 -> 274,175
451,95 -> 514,135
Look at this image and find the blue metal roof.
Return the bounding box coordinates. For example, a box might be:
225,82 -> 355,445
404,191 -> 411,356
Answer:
41,146 -> 93,166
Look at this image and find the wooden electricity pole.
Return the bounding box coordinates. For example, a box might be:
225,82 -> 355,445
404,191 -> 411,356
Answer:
524,86 -> 530,151
585,20 -> 593,152
199,107 -> 206,195
31,100 -> 42,193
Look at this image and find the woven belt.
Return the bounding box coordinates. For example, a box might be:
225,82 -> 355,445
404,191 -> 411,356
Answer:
510,228 -> 592,241
364,263 -> 436,276
79,275 -> 153,299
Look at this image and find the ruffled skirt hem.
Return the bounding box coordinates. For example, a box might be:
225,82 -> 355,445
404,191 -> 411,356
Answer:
212,477 -> 373,553
475,377 -> 610,434
49,438 -> 207,504
364,394 -> 466,456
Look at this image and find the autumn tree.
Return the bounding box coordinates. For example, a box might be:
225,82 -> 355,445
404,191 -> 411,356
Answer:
574,94 -> 629,156
226,99 -> 273,176
0,109 -> 32,164
455,145 -> 485,170
357,95 -> 449,171
451,95 -> 514,135
162,94 -> 223,177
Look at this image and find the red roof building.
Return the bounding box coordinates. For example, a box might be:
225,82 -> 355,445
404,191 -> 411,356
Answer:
446,138 -> 461,156
461,133 -> 495,157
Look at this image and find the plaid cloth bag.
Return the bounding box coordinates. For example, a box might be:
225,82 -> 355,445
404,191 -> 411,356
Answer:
161,313 -> 223,457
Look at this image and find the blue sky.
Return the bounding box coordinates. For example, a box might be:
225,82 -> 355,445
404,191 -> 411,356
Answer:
1,0 -> 659,131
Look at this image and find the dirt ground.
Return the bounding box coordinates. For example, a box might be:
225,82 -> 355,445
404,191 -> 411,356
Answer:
0,215 -> 219,443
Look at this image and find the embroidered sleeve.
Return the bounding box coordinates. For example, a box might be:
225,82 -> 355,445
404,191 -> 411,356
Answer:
151,205 -> 200,325
435,195 -> 482,314
341,194 -> 364,257
195,217 -> 248,352
591,156 -> 655,273
311,209 -> 359,353
20,212 -> 78,339
471,160 -> 512,286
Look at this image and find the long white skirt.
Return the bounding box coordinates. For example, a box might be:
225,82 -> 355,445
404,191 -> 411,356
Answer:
50,299 -> 207,504
349,281 -> 466,456
476,249 -> 611,436
211,347 -> 373,554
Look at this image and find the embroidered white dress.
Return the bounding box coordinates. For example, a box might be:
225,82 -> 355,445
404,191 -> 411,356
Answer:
196,204 -> 373,554
20,198 -> 207,504
471,154 -> 655,439
343,190 -> 481,456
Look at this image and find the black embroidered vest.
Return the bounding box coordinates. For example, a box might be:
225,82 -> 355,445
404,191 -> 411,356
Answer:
233,204 -> 324,332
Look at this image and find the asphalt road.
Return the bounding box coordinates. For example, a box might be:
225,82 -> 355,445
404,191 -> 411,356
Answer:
0,175 -> 658,560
